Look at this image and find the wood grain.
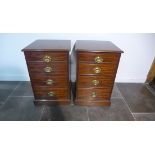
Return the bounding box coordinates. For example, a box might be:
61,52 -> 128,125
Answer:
27,61 -> 68,75
79,52 -> 120,63
34,99 -> 70,105
30,74 -> 68,87
78,75 -> 115,88
24,51 -> 67,62
78,63 -> 117,75
22,40 -> 71,52
23,40 -> 71,105
75,40 -> 123,53
77,87 -> 112,100
74,40 -> 122,106
33,86 -> 69,99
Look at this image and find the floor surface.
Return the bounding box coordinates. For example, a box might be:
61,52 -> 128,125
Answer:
0,81 -> 155,121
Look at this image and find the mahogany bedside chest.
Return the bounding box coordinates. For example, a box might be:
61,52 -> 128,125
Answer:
73,40 -> 123,106
22,40 -> 71,105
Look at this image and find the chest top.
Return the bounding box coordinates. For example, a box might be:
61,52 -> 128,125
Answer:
22,40 -> 71,52
75,40 -> 123,53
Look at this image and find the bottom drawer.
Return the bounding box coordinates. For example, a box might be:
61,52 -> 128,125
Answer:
77,87 -> 112,100
33,86 -> 69,100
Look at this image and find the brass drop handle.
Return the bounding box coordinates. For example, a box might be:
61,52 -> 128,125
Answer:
44,67 -> 53,73
91,92 -> 97,98
93,67 -> 101,74
43,55 -> 52,63
95,56 -> 103,63
92,79 -> 100,86
45,79 -> 54,85
48,92 -> 55,97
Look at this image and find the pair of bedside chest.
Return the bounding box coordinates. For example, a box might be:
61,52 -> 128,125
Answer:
22,40 -> 123,106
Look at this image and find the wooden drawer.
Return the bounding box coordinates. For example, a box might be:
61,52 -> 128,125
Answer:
27,61 -> 68,75
79,63 -> 117,75
30,74 -> 68,87
77,87 -> 112,100
33,86 -> 69,99
78,75 -> 114,88
79,52 -> 120,64
24,51 -> 68,62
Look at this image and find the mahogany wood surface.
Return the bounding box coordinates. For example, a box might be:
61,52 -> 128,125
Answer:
33,87 -> 69,99
22,40 -> 71,105
30,74 -> 68,87
22,40 -> 71,52
79,52 -> 120,63
78,75 -> 115,88
24,51 -> 68,62
78,63 -> 118,75
26,61 -> 68,75
34,100 -> 70,105
77,87 -> 112,100
75,40 -> 123,53
74,40 -> 123,106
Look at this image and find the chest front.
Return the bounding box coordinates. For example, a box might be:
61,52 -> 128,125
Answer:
22,40 -> 71,105
74,41 -> 123,106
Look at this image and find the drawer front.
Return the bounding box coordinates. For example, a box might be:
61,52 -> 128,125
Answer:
77,88 -> 112,100
24,51 -> 68,62
78,75 -> 114,88
79,63 -> 117,75
33,87 -> 69,99
27,62 -> 68,75
30,74 -> 68,87
79,52 -> 120,64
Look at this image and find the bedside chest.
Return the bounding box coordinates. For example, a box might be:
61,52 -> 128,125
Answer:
22,40 -> 71,105
73,40 -> 123,106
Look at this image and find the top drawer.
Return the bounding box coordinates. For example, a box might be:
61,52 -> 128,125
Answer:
24,51 -> 68,62
78,52 -> 120,64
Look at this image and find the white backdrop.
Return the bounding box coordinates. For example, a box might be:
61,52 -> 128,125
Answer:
0,33 -> 155,82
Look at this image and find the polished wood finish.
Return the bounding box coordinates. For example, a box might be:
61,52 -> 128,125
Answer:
78,75 -> 114,87
25,51 -> 68,62
33,87 -> 69,99
30,75 -> 68,87
22,40 -> 71,105
74,40 -> 123,106
77,87 -> 112,100
23,40 -> 71,52
34,100 -> 70,105
79,52 -> 120,63
79,63 -> 117,75
75,40 -> 123,53
27,62 -> 68,75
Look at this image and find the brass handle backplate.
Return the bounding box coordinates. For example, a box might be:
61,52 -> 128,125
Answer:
48,92 -> 55,97
43,55 -> 52,63
45,79 -> 54,85
93,67 -> 101,74
91,92 -> 97,98
44,67 -> 53,73
92,80 -> 100,86
95,56 -> 103,63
